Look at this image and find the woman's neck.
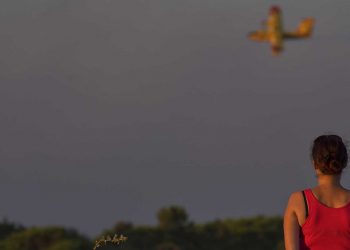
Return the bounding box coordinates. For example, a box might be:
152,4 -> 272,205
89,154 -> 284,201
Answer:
316,174 -> 341,188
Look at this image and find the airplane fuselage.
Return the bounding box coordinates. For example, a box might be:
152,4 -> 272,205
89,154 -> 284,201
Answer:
267,6 -> 283,54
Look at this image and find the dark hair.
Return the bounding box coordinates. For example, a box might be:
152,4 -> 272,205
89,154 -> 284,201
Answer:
311,135 -> 348,175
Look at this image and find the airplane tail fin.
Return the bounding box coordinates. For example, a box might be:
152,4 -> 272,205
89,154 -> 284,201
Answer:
296,18 -> 315,37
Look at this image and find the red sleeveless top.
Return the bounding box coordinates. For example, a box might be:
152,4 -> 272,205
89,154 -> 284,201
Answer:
300,189 -> 350,250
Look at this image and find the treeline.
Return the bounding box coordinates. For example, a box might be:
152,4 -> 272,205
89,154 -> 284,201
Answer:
0,206 -> 284,250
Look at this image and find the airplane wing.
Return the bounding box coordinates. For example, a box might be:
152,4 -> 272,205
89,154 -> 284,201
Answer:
283,18 -> 315,39
248,30 -> 269,41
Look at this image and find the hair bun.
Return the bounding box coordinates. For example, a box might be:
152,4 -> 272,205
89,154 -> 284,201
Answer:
323,159 -> 343,175
312,135 -> 348,175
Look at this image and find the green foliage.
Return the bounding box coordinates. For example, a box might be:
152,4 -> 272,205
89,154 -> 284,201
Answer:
276,240 -> 285,250
0,219 -> 25,241
113,221 -> 133,235
0,207 -> 284,250
156,242 -> 181,250
0,227 -> 91,250
157,206 -> 189,230
195,216 -> 283,250
46,239 -> 87,250
103,207 -> 283,250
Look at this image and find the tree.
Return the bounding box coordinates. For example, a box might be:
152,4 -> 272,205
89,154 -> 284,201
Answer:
0,227 -> 91,250
0,218 -> 25,241
157,206 -> 189,230
156,242 -> 181,250
46,239 -> 87,250
113,221 -> 133,234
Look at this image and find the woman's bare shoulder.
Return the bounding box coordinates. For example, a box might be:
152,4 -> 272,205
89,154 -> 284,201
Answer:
288,190 -> 304,203
284,190 -> 308,226
285,190 -> 306,212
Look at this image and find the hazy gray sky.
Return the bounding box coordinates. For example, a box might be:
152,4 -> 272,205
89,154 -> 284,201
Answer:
1,0 -> 350,237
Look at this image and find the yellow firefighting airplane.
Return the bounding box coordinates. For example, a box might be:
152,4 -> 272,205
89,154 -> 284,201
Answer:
248,6 -> 315,55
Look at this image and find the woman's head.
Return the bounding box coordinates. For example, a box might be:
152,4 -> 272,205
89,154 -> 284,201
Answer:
311,134 -> 348,175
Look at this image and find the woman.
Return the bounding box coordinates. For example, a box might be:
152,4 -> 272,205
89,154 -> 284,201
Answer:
284,134 -> 350,250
